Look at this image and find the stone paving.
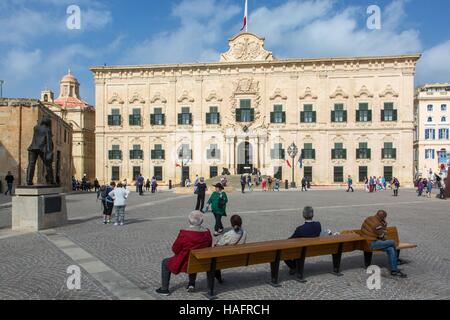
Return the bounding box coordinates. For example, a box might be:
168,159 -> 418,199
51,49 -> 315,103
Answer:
0,188 -> 449,300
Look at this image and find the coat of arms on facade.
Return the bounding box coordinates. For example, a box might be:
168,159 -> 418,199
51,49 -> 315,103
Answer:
220,33 -> 274,63
225,78 -> 266,130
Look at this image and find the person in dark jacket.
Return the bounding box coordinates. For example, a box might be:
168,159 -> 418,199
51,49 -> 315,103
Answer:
98,182 -> 116,224
4,171 -> 14,196
240,175 -> 246,193
195,177 -> 207,212
156,211 -> 212,295
284,207 -> 322,274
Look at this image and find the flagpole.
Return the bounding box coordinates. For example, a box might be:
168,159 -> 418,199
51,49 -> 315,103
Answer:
245,0 -> 248,32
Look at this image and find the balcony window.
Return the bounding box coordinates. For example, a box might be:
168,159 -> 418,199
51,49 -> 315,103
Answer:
178,144 -> 192,160
207,144 -> 221,159
108,109 -> 121,126
178,107 -> 192,125
271,143 -> 286,160
301,104 -> 316,123
382,143 -> 397,159
356,103 -> 372,122
356,142 -> 371,159
332,143 -> 347,160
381,103 -> 398,122
439,129 -> 449,140
206,106 -> 220,125
301,143 -> 316,160
108,145 -> 122,160
331,104 -> 347,123
271,105 -> 286,124
425,129 -> 436,140
151,144 -> 165,160
129,108 -> 142,126
236,99 -> 254,122
130,145 -> 143,160
150,108 -> 165,125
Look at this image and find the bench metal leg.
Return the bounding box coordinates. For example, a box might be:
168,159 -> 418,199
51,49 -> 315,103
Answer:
269,250 -> 282,288
364,252 -> 373,268
296,247 -> 307,283
204,258 -> 217,300
332,243 -> 344,276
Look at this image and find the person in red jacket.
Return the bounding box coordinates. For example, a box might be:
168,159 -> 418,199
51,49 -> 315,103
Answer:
156,211 -> 212,296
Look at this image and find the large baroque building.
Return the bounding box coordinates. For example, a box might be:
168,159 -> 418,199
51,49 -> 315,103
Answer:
414,83 -> 450,178
41,71 -> 96,180
92,32 -> 420,186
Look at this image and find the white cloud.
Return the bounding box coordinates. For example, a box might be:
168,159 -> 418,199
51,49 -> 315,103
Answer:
417,40 -> 450,85
122,0 -> 240,65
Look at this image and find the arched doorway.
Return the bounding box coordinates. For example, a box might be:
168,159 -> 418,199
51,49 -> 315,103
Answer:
237,142 -> 253,174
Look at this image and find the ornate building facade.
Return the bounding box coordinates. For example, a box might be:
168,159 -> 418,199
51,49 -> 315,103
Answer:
414,83 -> 450,178
41,71 -> 96,180
92,33 -> 420,186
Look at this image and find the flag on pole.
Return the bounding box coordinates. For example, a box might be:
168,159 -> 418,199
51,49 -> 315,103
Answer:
286,160 -> 292,168
240,0 -> 248,32
176,162 -> 181,168
298,156 -> 303,169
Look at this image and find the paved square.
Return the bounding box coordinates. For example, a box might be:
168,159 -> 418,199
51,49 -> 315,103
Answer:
0,188 -> 449,300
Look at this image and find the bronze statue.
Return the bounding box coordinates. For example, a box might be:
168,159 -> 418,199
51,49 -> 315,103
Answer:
26,117 -> 55,186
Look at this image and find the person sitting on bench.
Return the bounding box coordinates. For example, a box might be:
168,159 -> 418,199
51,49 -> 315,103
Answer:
284,206 -> 322,275
361,210 -> 407,278
156,211 -> 212,296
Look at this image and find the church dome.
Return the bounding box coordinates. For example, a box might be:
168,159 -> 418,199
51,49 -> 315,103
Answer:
61,70 -> 79,83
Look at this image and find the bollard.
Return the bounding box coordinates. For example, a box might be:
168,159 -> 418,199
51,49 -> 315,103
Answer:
285,180 -> 289,190
169,180 -> 172,190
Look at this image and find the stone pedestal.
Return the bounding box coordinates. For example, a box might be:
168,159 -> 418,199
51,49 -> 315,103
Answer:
12,187 -> 68,232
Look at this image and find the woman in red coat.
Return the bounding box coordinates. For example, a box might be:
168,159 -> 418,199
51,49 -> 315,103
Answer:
156,211 -> 212,295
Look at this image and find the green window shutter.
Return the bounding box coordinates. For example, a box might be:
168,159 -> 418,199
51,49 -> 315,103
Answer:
332,149 -> 336,159
129,115 -> 133,125
270,112 -> 275,123
356,110 -> 360,122
343,149 -> 347,159
367,149 -> 371,159
108,115 -> 113,126
150,114 -> 155,125
236,109 -> 242,122
393,110 -> 398,121
381,110 -> 385,122
178,113 -> 182,125
343,111 -> 348,122
312,149 -> 316,160
282,112 -> 286,123
393,149 -> 397,159
189,114 -> 193,124
206,113 -> 211,124
161,114 -> 166,125
300,112 -> 305,123
108,150 -> 113,159
331,111 -> 336,123
151,150 -> 155,159
250,109 -> 255,121
368,110 -> 372,122
312,111 -> 317,123
217,113 -> 220,124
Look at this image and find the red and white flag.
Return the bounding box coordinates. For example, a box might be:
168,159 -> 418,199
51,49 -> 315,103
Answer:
240,0 -> 248,32
286,160 -> 292,168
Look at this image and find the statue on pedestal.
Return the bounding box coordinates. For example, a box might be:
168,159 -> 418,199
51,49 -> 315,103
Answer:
26,117 -> 55,186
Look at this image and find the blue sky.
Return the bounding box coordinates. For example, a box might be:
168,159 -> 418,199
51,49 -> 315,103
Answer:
1,0 -> 449,105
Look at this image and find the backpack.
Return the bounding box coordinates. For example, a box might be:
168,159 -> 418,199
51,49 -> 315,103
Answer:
100,186 -> 109,199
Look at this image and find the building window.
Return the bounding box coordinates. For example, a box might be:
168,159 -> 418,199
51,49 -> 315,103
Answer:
129,108 -> 142,126
304,167 -> 313,182
271,105 -> 286,124
334,167 -> 344,183
108,109 -> 122,126
132,166 -> 141,181
356,103 -> 372,122
357,142 -> 371,160
154,166 -> 163,181
301,143 -> 316,160
207,144 -> 220,159
331,104 -> 347,123
111,166 -> 120,181
130,145 -> 143,160
359,166 -> 368,183
109,145 -> 122,160
178,107 -> 192,125
274,166 -> 282,180
301,104 -> 316,123
150,108 -> 165,126
151,144 -> 165,160
427,117 -> 433,123
442,117 -> 447,123
427,104 -> 434,112
332,143 -> 347,160
271,143 -> 286,160
236,99 -> 254,122
178,144 -> 192,160
206,106 -> 220,125
384,166 -> 393,182
425,149 -> 435,160
381,103 -> 398,122
425,129 -> 436,140
442,104 -> 448,112
439,129 -> 449,140
382,143 -> 397,159
210,166 -> 218,179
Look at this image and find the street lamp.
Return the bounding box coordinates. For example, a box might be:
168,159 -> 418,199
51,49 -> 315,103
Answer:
0,80 -> 4,98
287,142 -> 299,188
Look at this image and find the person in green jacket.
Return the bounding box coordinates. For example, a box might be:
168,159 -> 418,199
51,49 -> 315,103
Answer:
206,183 -> 229,236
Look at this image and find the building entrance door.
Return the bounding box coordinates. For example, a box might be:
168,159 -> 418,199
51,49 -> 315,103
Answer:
237,142 -> 253,174
181,166 -> 190,186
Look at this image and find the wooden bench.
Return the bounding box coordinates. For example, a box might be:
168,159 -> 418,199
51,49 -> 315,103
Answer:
341,227 -> 417,268
187,234 -> 365,299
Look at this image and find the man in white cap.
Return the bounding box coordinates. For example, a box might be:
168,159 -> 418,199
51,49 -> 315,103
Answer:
156,211 -> 212,295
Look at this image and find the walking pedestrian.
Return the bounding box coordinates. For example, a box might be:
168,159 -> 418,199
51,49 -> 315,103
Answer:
393,178 -> 400,197
109,182 -> 130,226
151,176 -> 158,193
195,177 -> 207,212
206,183 -> 228,237
262,177 -> 267,192
98,182 -> 115,224
426,179 -> 433,198
438,179 -> 446,200
346,175 -> 354,192
247,175 -> 253,192
267,176 -> 273,192
4,171 -> 14,196
240,175 -> 246,194
145,178 -> 151,192
301,177 -> 307,192
137,173 -> 144,195
94,178 -> 100,194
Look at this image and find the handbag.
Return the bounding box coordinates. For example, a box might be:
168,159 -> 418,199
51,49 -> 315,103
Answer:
218,193 -> 226,209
